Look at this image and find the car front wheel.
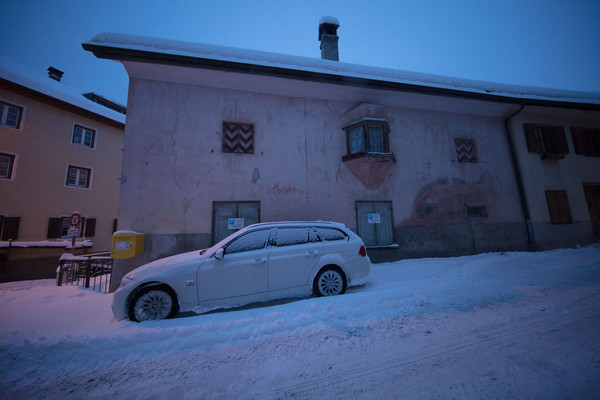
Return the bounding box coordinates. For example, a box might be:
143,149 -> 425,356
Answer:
128,286 -> 178,322
314,267 -> 347,297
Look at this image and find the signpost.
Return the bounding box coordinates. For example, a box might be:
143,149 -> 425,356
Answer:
69,212 -> 81,253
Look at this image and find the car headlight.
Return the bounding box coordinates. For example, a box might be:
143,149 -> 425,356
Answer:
120,275 -> 136,288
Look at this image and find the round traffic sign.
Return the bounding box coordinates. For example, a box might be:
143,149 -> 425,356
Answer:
70,212 -> 81,227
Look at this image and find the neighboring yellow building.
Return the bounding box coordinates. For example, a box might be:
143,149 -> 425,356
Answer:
0,56 -> 126,281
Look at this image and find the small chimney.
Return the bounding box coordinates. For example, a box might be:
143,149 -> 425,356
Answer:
318,16 -> 340,61
47,67 -> 64,82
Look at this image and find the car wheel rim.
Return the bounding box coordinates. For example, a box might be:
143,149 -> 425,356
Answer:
134,290 -> 172,321
318,270 -> 343,296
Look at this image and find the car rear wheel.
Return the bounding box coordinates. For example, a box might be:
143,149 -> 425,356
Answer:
314,267 -> 347,297
128,286 -> 178,322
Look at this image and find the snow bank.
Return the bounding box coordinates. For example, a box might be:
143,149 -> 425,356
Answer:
1,246 -> 599,399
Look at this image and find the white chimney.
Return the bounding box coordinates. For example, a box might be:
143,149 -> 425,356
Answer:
318,16 -> 340,61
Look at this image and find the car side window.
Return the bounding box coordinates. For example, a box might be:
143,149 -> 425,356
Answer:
316,227 -> 348,241
224,230 -> 270,254
276,228 -> 309,247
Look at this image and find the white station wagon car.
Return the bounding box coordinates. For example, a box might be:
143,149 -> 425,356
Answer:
112,221 -> 371,321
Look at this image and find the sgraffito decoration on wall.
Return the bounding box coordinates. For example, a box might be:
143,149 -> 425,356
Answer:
223,122 -> 254,154
455,138 -> 478,163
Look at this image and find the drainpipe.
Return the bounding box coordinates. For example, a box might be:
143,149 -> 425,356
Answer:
504,102 -> 536,251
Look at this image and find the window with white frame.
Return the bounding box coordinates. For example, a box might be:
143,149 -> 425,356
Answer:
66,165 -> 92,188
342,119 -> 391,160
72,124 -> 96,148
0,152 -> 17,179
0,100 -> 23,129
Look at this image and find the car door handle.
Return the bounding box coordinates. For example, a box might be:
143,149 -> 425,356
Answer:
252,257 -> 267,264
304,250 -> 319,257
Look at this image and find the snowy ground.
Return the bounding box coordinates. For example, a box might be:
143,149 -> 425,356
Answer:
1,246 -> 599,399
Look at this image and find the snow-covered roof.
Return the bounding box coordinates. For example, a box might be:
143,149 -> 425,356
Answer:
83,33 -> 600,107
0,55 -> 126,125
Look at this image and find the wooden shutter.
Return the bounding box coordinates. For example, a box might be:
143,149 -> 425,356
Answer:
545,191 -> 573,224
1,216 -> 20,240
47,218 -> 63,238
523,124 -> 539,153
84,218 -> 96,237
552,126 -> 569,154
571,127 -> 586,155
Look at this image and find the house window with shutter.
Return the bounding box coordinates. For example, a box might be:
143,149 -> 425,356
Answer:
47,217 -> 96,238
523,123 -> 569,159
545,190 -> 572,225
222,122 -> 254,154
571,127 -> 600,157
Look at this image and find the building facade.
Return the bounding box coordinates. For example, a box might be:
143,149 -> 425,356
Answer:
82,28 -> 600,290
0,56 -> 125,281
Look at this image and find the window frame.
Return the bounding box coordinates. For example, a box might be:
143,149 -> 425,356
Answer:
65,164 -> 93,189
71,123 -> 97,149
0,99 -> 24,130
0,151 -> 18,180
342,119 -> 391,160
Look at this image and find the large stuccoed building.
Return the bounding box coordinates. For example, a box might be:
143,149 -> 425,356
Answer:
82,18 -> 600,291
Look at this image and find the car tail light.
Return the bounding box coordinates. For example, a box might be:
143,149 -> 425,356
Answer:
359,245 -> 367,257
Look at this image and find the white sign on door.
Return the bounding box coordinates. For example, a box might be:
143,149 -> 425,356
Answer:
228,218 -> 245,230
368,213 -> 381,224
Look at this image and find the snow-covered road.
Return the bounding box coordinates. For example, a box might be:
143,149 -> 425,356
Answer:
1,246 -> 599,399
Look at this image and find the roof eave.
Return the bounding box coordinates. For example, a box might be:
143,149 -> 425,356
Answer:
0,77 -> 126,129
82,43 -> 600,112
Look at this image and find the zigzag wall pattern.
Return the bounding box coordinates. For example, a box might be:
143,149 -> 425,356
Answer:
455,138 -> 478,163
223,122 -> 254,153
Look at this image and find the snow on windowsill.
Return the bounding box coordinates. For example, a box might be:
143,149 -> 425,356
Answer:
0,240 -> 94,249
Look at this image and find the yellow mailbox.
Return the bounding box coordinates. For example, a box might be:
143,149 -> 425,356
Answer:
111,231 -> 145,259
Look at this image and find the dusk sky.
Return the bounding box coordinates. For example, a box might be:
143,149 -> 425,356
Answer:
2,0 -> 599,107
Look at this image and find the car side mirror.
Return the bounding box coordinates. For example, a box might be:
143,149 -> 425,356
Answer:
214,248 -> 224,260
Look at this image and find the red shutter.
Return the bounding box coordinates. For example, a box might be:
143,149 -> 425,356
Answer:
546,191 -> 573,224
47,218 -> 63,239
84,218 -> 96,237
1,217 -> 20,240
523,124 -> 539,153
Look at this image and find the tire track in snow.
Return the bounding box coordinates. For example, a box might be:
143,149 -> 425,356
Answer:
274,299 -> 600,399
